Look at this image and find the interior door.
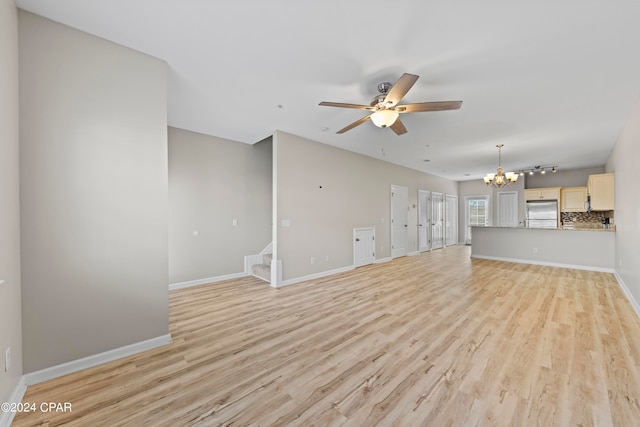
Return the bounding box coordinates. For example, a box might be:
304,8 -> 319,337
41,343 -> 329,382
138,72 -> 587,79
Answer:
391,185 -> 409,258
431,192 -> 444,250
445,194 -> 458,246
498,191 -> 519,227
418,190 -> 430,252
354,227 -> 375,267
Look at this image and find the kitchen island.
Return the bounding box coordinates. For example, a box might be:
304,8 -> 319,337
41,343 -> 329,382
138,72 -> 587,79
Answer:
471,226 -> 615,271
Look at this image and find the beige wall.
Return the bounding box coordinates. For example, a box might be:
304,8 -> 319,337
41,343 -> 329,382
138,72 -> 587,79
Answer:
168,128 -> 272,284
274,131 -> 458,282
0,0 -> 22,404
19,11 -> 169,372
606,96 -> 640,306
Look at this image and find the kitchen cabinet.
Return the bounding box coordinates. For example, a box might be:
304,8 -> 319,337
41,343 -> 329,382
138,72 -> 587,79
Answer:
525,187 -> 561,201
561,186 -> 588,212
587,173 -> 614,211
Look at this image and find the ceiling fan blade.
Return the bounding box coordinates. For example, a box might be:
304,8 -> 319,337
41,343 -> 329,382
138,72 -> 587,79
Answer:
398,101 -> 463,113
389,118 -> 408,136
336,115 -> 371,134
383,73 -> 419,108
319,101 -> 372,110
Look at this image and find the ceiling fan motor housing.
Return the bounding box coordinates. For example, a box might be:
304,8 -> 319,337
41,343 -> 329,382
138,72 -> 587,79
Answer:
377,82 -> 393,94
370,94 -> 387,108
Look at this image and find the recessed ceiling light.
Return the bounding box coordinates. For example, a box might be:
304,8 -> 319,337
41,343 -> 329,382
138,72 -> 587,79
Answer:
320,127 -> 329,132
423,159 -> 431,162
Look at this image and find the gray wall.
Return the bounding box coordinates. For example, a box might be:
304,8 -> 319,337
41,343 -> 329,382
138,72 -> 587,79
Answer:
524,166 -> 604,188
274,131 -> 458,282
0,0 -> 22,404
471,227 -> 615,270
19,11 -> 169,372
606,96 -> 640,306
168,128 -> 272,284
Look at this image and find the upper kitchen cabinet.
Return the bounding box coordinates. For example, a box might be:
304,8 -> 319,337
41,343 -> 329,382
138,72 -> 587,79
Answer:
588,173 -> 615,211
525,187 -> 561,201
561,186 -> 588,212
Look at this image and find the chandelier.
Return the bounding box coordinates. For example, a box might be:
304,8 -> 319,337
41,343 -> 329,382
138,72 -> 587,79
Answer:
483,144 -> 519,188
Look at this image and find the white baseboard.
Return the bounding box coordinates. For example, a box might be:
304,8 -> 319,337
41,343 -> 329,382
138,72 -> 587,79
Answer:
374,257 -> 393,264
278,265 -> 355,288
23,334 -> 172,386
470,254 -> 615,273
408,251 -> 420,256
169,272 -> 247,291
614,272 -> 640,320
0,376 -> 26,427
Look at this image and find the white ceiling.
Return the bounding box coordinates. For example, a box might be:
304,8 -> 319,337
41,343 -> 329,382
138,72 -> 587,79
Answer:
16,0 -> 640,181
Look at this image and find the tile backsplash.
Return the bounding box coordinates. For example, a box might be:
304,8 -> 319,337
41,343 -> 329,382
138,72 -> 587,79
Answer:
561,211 -> 611,225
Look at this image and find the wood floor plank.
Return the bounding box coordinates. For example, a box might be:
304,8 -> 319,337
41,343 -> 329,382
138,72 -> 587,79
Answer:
12,245 -> 640,426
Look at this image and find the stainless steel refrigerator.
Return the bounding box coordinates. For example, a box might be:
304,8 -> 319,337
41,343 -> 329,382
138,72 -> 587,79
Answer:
525,200 -> 558,228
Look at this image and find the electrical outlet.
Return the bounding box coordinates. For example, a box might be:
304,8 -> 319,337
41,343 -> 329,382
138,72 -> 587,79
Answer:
533,248 -> 538,253
310,257 -> 315,265
4,347 -> 10,372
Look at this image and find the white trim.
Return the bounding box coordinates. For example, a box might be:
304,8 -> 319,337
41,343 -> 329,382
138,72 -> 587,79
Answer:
169,272 -> 247,291
0,377 -> 27,427
470,254 -> 615,273
270,259 -> 282,288
614,272 -> 640,320
23,334 -> 172,386
374,257 -> 393,264
277,265 -> 355,288
408,251 -> 420,256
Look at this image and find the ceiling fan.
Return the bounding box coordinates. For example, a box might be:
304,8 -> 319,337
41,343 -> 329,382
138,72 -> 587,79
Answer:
319,73 -> 462,135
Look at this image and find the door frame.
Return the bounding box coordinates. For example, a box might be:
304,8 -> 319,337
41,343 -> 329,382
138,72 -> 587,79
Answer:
445,193 -> 458,247
464,194 -> 490,245
431,191 -> 444,250
391,185 -> 409,258
418,190 -> 431,252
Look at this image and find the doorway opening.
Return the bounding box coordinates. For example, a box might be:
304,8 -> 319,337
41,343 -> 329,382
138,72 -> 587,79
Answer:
465,195 -> 490,245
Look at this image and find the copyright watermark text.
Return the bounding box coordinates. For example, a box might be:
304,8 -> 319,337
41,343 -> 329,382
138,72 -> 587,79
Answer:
1,401 -> 72,413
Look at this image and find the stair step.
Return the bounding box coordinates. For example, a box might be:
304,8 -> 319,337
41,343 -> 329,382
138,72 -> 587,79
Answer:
262,253 -> 273,265
252,263 -> 270,282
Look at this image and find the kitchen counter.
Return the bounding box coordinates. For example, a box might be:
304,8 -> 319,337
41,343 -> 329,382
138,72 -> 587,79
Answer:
480,225 -> 616,232
471,226 -> 615,271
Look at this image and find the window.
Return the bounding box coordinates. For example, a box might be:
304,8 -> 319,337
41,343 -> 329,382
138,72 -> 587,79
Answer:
465,195 -> 490,244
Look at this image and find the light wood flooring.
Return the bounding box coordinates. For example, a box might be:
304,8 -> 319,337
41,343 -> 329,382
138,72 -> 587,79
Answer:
13,245 -> 640,426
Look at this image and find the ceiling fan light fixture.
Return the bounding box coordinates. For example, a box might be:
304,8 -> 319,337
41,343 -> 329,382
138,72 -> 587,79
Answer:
370,110 -> 399,128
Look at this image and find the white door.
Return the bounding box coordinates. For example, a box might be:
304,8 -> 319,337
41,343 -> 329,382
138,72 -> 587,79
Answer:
418,190 -> 430,252
431,192 -> 444,250
391,185 -> 408,258
498,191 -> 519,227
354,227 -> 375,267
445,194 -> 458,246
465,195 -> 490,244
